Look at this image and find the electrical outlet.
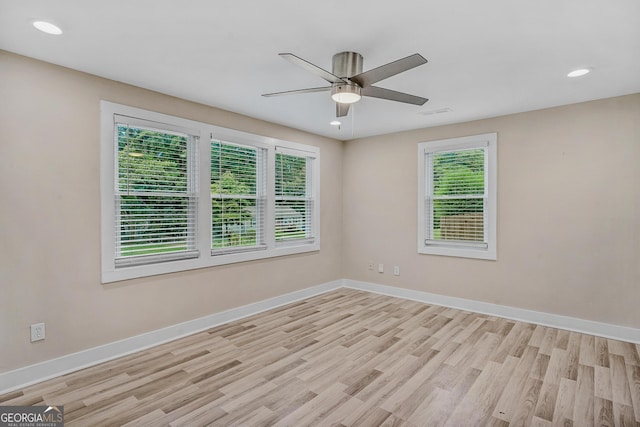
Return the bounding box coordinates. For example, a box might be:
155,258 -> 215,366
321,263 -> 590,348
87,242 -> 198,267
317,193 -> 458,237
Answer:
378,263 -> 384,273
368,261 -> 374,271
30,323 -> 45,342
393,266 -> 400,276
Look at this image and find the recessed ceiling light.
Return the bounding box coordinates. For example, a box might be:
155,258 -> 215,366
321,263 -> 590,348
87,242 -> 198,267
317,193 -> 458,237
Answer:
567,68 -> 590,78
33,21 -> 63,35
329,121 -> 342,126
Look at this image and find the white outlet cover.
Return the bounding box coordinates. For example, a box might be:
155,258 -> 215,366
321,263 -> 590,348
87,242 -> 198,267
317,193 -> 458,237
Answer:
30,323 -> 45,342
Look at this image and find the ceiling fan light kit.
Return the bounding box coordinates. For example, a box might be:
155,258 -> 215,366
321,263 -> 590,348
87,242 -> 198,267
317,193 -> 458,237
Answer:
331,83 -> 361,104
263,51 -> 428,117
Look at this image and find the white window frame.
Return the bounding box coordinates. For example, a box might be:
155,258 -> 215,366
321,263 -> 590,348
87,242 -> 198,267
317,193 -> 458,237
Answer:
101,101 -> 320,283
417,133 -> 497,260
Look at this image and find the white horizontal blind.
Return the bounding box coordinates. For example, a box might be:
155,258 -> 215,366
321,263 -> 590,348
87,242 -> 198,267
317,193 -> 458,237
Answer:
211,140 -> 266,254
115,123 -> 198,267
275,150 -> 314,244
426,147 -> 487,247
102,102 -> 322,282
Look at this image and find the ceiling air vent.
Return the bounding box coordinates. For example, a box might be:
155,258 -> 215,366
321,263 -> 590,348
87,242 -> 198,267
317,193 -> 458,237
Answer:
420,107 -> 452,116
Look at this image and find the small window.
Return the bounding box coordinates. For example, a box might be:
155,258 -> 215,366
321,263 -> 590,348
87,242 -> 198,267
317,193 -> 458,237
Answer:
418,133 -> 497,260
275,149 -> 316,245
211,140 -> 267,254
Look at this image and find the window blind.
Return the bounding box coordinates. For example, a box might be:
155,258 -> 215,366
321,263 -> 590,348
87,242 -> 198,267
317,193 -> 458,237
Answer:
102,102 -> 322,282
211,140 -> 266,254
426,147 -> 487,246
115,123 -> 198,267
275,150 -> 314,244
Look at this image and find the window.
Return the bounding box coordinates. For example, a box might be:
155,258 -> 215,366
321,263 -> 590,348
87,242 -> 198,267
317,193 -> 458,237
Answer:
101,102 -> 319,283
418,133 -> 497,260
211,140 -> 266,254
275,149 -> 316,245
115,120 -> 199,267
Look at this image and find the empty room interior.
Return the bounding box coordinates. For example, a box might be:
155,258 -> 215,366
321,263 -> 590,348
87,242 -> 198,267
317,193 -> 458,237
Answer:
1,1 -> 639,426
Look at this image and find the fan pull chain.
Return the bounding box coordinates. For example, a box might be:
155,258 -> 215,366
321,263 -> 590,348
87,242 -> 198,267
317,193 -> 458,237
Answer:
351,104 -> 355,139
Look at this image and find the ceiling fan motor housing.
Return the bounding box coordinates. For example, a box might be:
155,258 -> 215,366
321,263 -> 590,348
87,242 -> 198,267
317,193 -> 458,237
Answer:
331,52 -> 364,103
332,51 -> 363,79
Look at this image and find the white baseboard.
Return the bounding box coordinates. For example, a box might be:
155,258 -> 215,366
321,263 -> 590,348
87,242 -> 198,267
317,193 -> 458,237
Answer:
343,279 -> 640,344
0,280 -> 342,395
3,278 -> 638,395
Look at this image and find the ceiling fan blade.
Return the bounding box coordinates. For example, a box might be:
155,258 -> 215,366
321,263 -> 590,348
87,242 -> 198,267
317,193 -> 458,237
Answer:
361,86 -> 428,105
350,53 -> 427,87
262,86 -> 331,97
336,102 -> 350,117
279,53 -> 346,84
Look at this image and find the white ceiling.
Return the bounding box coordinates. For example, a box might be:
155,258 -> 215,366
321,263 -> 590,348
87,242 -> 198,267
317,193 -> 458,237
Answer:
1,0 -> 639,139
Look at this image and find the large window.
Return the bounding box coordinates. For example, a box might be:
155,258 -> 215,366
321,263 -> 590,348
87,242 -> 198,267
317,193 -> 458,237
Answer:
101,102 -> 320,283
115,120 -> 199,267
418,133 -> 497,260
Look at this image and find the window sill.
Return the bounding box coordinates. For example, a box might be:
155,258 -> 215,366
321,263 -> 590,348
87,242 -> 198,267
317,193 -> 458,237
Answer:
102,243 -> 320,284
418,245 -> 496,261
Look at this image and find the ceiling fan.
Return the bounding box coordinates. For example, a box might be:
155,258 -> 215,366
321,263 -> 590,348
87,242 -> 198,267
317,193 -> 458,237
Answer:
262,51 -> 429,117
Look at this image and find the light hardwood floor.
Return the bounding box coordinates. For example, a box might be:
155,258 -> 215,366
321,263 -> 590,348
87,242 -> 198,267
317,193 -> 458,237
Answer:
1,289 -> 639,426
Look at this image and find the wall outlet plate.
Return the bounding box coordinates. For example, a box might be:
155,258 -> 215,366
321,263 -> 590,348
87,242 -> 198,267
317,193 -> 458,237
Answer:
30,323 -> 45,342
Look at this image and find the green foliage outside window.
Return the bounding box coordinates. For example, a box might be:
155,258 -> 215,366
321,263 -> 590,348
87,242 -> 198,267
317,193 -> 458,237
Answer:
211,142 -> 259,249
117,126 -> 191,257
432,148 -> 485,241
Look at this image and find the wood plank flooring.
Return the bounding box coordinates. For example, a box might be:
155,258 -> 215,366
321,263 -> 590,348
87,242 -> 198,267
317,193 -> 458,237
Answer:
1,289 -> 639,426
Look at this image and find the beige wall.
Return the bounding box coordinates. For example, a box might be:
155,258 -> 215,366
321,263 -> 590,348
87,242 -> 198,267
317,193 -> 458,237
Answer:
1,49 -> 639,375
343,93 -> 640,328
0,51 -> 343,373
